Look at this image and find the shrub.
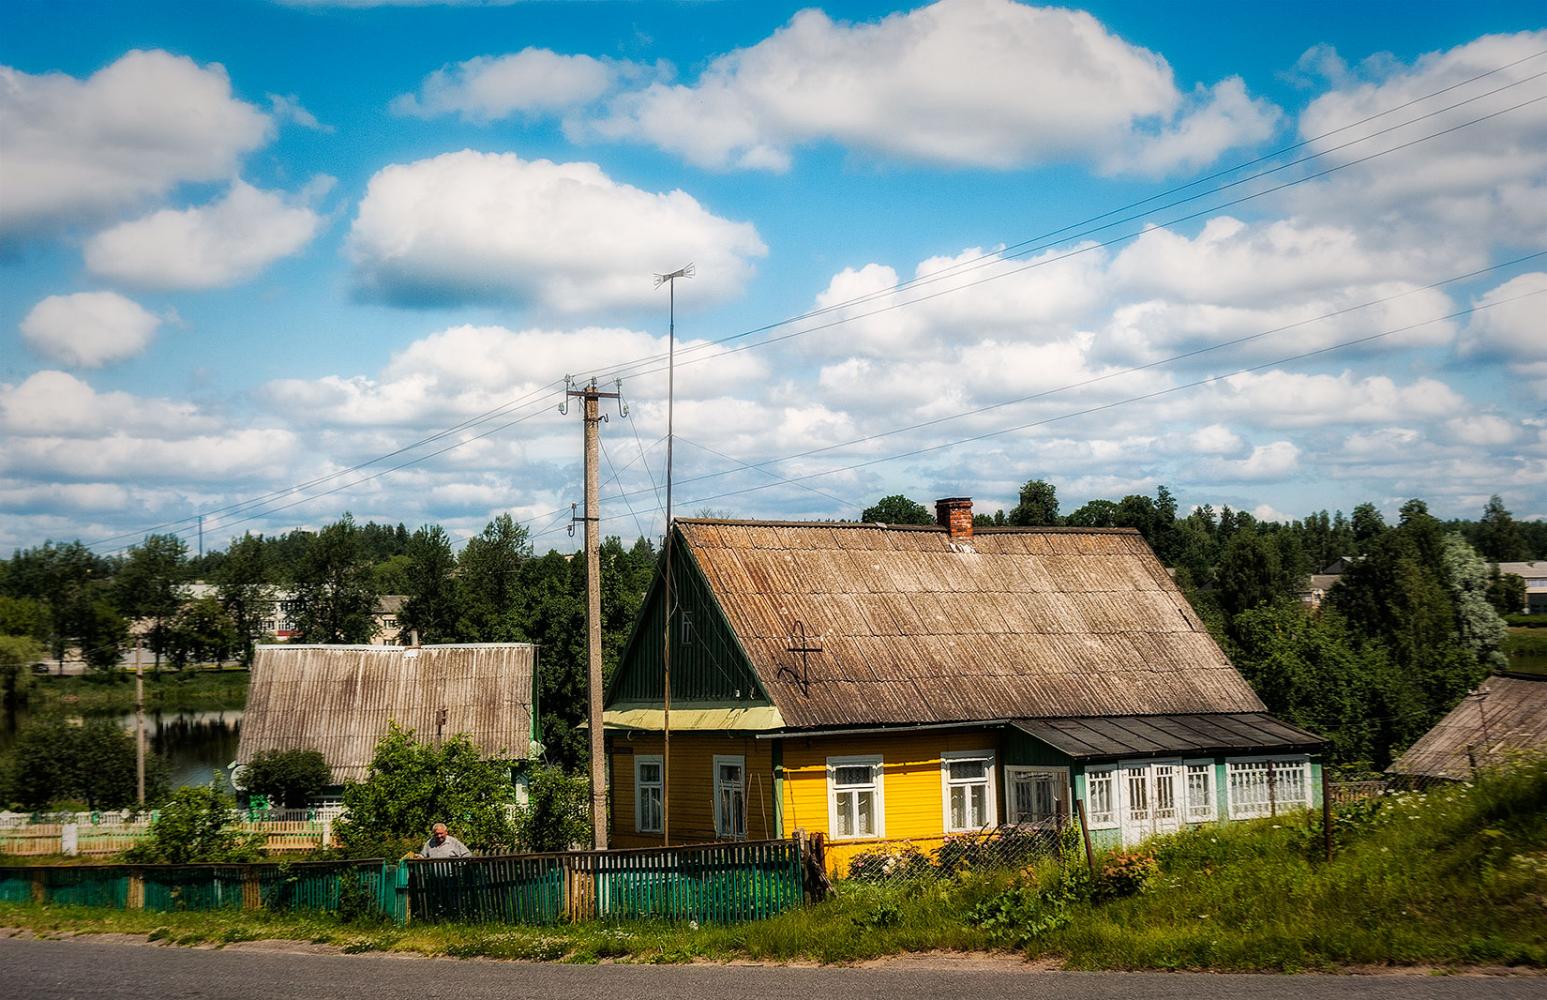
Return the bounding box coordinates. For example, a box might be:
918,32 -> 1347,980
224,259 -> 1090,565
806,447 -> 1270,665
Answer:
126,782 -> 261,864
517,763 -> 591,852
245,748 -> 331,809
1093,850 -> 1158,901
2,715 -> 168,811
845,842 -> 931,883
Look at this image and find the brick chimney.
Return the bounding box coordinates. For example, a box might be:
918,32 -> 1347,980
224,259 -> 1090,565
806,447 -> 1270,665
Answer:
935,497 -> 973,541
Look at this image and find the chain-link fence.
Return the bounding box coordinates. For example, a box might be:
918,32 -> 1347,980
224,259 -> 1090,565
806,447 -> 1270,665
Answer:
825,823 -> 1080,891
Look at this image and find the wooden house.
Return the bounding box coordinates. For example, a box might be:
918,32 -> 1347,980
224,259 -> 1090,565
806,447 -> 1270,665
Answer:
236,643 -> 540,800
603,499 -> 1324,870
1388,673 -> 1547,782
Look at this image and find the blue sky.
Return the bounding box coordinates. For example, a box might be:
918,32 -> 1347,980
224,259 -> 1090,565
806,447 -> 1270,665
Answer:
2,0 -> 1544,556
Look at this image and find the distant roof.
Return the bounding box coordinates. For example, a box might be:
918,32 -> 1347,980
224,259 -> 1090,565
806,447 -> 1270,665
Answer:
237,643 -> 538,783
674,519 -> 1264,729
1303,574 -> 1342,592
1388,674 -> 1547,780
1495,561 -> 1547,577
375,594 -> 406,614
1011,713 -> 1324,761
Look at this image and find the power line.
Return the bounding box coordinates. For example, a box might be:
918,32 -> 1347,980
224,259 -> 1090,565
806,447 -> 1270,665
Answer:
531,283 -> 1545,538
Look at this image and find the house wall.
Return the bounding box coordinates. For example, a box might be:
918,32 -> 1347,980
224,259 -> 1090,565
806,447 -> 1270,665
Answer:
607,731 -> 776,849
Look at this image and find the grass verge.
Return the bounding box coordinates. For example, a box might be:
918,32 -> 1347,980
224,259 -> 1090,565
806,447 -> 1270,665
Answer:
26,668 -> 249,713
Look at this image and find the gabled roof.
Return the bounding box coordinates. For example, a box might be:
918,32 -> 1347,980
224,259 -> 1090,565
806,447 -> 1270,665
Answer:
237,643 -> 538,783
1388,674 -> 1547,780
644,519 -> 1264,730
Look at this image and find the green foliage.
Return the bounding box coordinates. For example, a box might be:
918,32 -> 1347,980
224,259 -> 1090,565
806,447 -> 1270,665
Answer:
1477,495 -> 1530,562
1007,479 -> 1059,526
214,533 -> 275,667
0,595 -> 52,644
1,716 -> 169,810
859,495 -> 934,526
397,524 -> 460,643
456,514 -> 532,641
78,599 -> 130,672
245,748 -> 332,808
0,634 -> 45,708
1440,533 -> 1509,673
291,514 -> 379,644
162,597 -> 240,669
335,723 -> 518,858
1488,570 -> 1527,617
516,762 -> 592,852
126,782 -> 262,864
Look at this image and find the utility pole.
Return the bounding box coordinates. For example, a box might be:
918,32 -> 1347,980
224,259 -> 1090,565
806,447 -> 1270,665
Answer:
654,263 -> 692,846
197,514 -> 204,559
569,379 -> 620,850
134,637 -> 146,805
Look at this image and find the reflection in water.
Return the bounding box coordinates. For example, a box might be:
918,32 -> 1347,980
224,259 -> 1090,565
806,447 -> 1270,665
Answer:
1,708 -> 243,790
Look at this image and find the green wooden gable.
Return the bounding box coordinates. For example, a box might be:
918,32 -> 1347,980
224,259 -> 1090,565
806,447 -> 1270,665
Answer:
606,528 -> 770,708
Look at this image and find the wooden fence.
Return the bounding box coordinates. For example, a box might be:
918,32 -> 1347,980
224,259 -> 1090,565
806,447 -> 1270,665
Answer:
1329,780 -> 1388,805
408,839 -> 805,925
0,814 -> 334,857
0,839 -> 806,927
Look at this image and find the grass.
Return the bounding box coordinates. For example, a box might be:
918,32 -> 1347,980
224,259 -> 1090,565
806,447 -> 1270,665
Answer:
24,667 -> 250,713
2,759 -> 1544,971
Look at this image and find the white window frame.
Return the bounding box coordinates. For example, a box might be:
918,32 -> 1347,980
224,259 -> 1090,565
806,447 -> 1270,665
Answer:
827,754 -> 884,841
1225,755 -> 1311,819
1083,765 -> 1118,829
634,754 -> 663,833
713,754 -> 747,840
940,750 -> 998,834
1004,765 -> 1070,828
1183,759 -> 1217,822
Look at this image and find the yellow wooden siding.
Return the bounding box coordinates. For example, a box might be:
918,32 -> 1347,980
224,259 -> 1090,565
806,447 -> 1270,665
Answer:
781,729 -> 1000,874
607,732 -> 775,848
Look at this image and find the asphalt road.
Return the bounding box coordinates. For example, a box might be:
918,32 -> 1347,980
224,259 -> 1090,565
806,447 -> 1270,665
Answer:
3,937 -> 1544,1000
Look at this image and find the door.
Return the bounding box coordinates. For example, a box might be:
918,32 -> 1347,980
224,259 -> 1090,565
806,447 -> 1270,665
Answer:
1118,760 -> 1183,845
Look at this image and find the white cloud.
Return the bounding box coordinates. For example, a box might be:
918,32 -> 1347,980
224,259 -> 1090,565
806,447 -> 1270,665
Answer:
1188,424 -> 1246,455
0,371 -> 212,437
1461,271 -> 1547,362
1290,31 -> 1547,246
83,179 -> 327,290
1443,415 -> 1517,447
1196,371 -> 1467,428
346,150 -> 766,312
19,292 -> 162,368
0,50 -> 271,235
267,93 -> 332,132
392,49 -> 639,121
583,0 -> 1277,173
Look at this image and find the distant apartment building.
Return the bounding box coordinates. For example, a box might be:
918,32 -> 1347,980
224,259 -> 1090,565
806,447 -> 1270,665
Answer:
182,583 -> 407,643
1495,562 -> 1547,614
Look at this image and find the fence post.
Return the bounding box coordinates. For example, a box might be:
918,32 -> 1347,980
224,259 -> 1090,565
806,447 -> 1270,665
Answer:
31,869 -> 45,904
61,823 -> 78,857
1321,763 -> 1333,863
128,871 -> 145,910
242,864 -> 261,911
1073,799 -> 1096,874
1267,760 -> 1278,818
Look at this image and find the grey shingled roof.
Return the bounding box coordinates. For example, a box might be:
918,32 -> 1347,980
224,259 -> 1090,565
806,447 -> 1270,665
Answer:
1388,674 -> 1547,780
1011,713 -> 1325,761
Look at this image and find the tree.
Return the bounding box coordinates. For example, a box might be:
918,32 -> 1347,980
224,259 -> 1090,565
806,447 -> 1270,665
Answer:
1439,533 -> 1509,673
860,495 -> 934,525
3,717 -> 168,810
215,533 -> 274,667
335,723 -> 519,858
519,763 -> 592,852
1215,533 -> 1283,619
125,783 -> 261,864
0,634 -> 44,709
1477,495 -> 1529,562
0,595 -> 51,644
76,598 -> 129,672
1487,568 -> 1527,616
244,748 -> 332,809
115,534 -> 189,665
398,525 -> 461,643
291,515 -> 378,644
163,597 -> 239,669
1007,480 -> 1059,526
457,514 -> 531,641
1065,499 -> 1119,527
1351,502 -> 1386,547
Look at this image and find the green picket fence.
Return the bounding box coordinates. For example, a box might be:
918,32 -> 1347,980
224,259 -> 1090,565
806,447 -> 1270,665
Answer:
406,839 -> 804,925
1,840 -> 803,927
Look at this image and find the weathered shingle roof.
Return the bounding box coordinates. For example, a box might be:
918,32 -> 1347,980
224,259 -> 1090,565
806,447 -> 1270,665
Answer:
237,644 -> 537,783
1388,674 -> 1547,780
676,520 -> 1264,729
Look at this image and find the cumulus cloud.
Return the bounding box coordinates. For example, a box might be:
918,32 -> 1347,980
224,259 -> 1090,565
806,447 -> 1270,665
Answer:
1289,31 -> 1547,246
19,292 -> 162,368
582,0 -> 1277,172
346,150 -> 766,312
1462,272 -> 1547,362
392,49 -> 642,121
83,179 -> 328,290
0,371 -> 212,437
0,50 -> 271,235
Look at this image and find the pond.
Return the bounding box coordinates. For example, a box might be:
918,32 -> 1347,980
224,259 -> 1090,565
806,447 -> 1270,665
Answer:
1,707 -> 244,790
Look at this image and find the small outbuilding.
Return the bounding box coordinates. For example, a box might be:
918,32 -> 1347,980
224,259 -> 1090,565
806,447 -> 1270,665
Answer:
236,643 -> 541,799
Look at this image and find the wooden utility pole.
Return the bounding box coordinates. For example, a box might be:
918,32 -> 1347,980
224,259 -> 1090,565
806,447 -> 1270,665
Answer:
134,637 -> 146,805
655,264 -> 691,847
569,379 -> 619,850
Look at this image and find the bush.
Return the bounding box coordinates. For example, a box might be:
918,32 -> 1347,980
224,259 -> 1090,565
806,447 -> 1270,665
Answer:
334,722 -> 519,858
517,763 -> 591,852
125,782 -> 261,864
1,716 -> 168,811
1092,850 -> 1158,901
244,748 -> 331,809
